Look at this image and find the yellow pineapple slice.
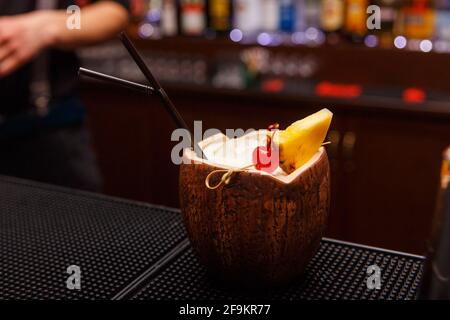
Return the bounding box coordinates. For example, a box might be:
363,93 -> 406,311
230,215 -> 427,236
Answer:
272,108 -> 333,174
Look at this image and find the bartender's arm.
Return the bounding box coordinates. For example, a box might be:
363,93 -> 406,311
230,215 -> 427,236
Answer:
0,1 -> 129,76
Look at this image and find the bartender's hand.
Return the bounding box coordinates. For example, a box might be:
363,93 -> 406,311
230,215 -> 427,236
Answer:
0,1 -> 129,77
0,11 -> 58,76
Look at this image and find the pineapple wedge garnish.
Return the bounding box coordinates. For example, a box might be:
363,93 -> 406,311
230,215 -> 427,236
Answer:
271,108 -> 333,174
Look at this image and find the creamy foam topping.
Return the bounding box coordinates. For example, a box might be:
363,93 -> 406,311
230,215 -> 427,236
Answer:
184,131 -> 325,184
201,130 -> 287,177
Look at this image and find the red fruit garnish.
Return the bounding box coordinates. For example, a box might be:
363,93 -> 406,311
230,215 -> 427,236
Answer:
252,123 -> 280,173
252,145 -> 279,173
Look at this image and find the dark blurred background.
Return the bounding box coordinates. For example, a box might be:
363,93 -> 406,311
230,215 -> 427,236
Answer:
79,0 -> 450,254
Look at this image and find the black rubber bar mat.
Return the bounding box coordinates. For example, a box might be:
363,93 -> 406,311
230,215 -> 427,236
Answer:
0,176 -> 424,300
0,176 -> 187,300
130,239 -> 424,300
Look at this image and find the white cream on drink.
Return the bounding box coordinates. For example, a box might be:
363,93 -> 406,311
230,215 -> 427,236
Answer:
202,130 -> 286,176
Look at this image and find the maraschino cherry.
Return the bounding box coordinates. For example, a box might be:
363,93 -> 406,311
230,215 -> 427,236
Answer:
252,123 -> 279,173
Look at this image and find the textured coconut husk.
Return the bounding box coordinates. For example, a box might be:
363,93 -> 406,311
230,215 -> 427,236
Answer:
179,133 -> 330,288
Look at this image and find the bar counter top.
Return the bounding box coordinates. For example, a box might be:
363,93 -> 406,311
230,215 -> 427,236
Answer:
0,176 -> 424,300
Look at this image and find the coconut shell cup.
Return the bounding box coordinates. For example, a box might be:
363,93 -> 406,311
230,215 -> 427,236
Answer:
179,132 -> 330,288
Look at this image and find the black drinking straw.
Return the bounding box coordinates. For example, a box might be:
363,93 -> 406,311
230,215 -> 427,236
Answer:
79,68 -> 155,95
79,32 -> 204,159
118,32 -> 191,134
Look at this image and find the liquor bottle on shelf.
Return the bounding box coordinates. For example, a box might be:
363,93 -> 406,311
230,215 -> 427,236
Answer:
128,0 -> 147,38
304,0 -> 321,29
208,0 -> 233,36
161,0 -> 178,36
401,0 -> 436,40
344,0 -> 368,42
130,0 -> 146,22
279,0 -> 297,33
233,0 -> 262,40
261,0 -> 280,33
294,0 -> 307,32
138,0 -> 163,39
179,0 -> 207,36
293,0 -> 324,45
435,0 -> 450,51
320,0 -> 345,44
371,0 -> 402,48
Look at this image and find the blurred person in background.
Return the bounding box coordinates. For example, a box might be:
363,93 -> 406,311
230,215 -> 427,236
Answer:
0,0 -> 130,191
